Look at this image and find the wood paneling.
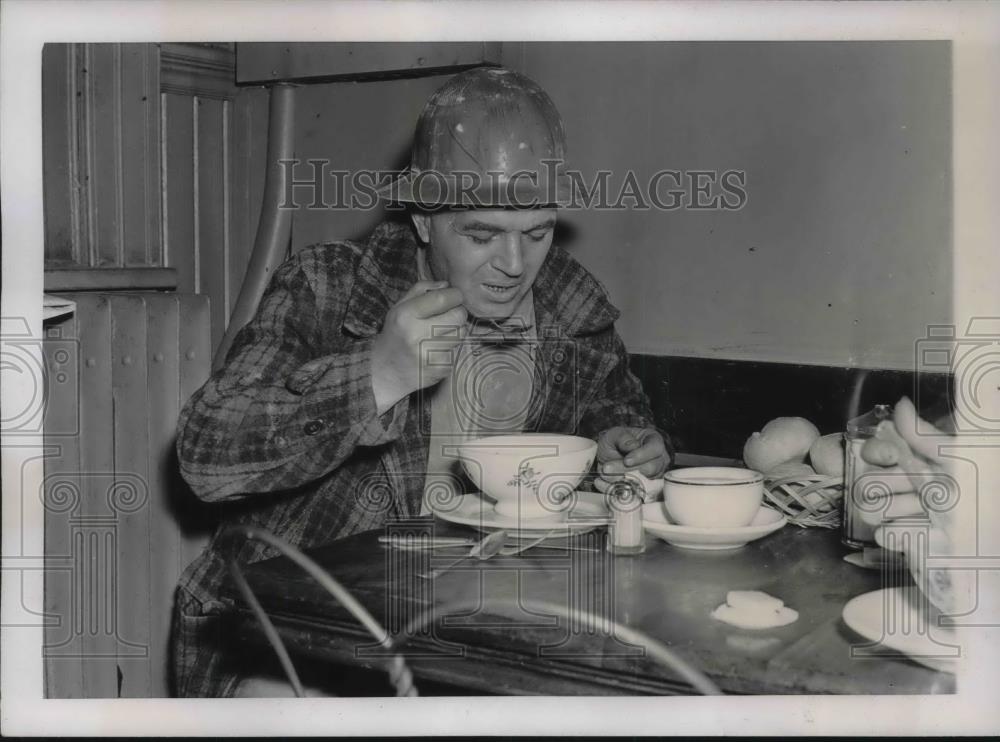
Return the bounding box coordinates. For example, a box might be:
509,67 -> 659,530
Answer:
41,42 -> 256,698
42,44 -> 80,266
44,268 -> 176,291
160,44 -> 257,358
42,43 -> 162,272
161,43 -> 235,99
163,93 -> 196,294
196,97 -> 229,352
120,47 -> 162,267
87,44 -> 122,267
162,91 -> 237,352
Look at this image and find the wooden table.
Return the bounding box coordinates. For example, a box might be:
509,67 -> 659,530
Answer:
223,515 -> 956,696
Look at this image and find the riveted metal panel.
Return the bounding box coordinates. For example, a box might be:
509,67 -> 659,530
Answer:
42,311 -> 84,697
177,294 -> 214,567
109,295 -> 152,697
140,293 -> 182,697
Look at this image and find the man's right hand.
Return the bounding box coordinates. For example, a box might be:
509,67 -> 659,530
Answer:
370,280 -> 467,414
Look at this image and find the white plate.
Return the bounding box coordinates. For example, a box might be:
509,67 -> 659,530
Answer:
641,504 -> 786,550
842,587 -> 959,673
429,490 -> 610,537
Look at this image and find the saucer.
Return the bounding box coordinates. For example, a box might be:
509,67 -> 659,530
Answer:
842,587 -> 959,673
641,504 -> 786,550
428,490 -> 610,538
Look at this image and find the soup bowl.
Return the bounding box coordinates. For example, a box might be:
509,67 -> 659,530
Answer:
663,466 -> 764,528
455,434 -> 598,519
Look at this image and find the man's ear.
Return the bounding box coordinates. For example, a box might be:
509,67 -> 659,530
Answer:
410,211 -> 431,243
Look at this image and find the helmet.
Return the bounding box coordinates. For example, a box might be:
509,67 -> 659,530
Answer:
377,67 -> 572,208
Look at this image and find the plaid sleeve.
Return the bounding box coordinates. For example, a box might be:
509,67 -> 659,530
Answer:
176,248 -> 408,503
577,328 -> 674,458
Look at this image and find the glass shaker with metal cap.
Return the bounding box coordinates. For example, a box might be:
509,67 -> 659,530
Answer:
843,403 -> 893,549
606,479 -> 646,555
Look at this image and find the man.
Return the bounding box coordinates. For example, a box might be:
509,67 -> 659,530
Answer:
171,67 -> 672,697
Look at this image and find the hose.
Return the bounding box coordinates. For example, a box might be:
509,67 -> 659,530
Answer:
213,83 -> 297,371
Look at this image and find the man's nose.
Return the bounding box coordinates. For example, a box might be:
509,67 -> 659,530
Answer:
492,233 -> 524,277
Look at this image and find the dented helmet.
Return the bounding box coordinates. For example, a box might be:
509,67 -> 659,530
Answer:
377,67 -> 572,208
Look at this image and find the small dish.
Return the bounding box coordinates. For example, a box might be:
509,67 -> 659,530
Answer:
642,504 -> 785,550
429,490 -> 609,538
841,587 -> 959,673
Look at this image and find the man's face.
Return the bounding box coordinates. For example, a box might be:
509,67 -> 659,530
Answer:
411,208 -> 557,320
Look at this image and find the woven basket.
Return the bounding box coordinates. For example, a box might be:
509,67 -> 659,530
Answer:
763,472 -> 844,529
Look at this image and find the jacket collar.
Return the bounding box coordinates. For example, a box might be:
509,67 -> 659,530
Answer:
342,220 -> 620,338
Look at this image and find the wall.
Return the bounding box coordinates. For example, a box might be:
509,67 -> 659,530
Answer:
42,43 -> 269,353
40,43 -> 255,696
41,44 -> 166,286
289,72 -> 454,247
158,42 -> 269,352
283,41 -> 952,371
510,41 -> 952,371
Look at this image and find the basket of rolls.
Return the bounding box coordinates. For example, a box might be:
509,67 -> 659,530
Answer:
742,417 -> 845,528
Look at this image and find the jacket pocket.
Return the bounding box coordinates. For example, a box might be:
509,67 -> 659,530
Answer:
171,588 -> 234,697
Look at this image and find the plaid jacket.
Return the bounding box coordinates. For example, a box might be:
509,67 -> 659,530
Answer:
171,220 -> 656,696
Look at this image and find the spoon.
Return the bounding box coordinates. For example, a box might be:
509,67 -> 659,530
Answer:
378,535 -> 474,550
417,529 -> 508,580
380,533 -> 600,553
499,530 -> 559,556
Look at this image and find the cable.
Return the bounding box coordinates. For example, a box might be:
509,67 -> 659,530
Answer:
223,524 -> 721,697
227,553 -> 306,698
222,524 -> 417,697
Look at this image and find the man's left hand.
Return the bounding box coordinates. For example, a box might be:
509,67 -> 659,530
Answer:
595,426 -> 672,493
859,396 -> 964,615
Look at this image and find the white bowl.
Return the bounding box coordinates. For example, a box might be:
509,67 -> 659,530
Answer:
455,434 -> 597,519
663,466 -> 764,528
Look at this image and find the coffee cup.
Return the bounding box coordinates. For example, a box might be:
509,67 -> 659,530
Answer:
662,466 -> 764,528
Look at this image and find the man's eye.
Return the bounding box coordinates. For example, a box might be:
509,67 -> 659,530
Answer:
528,230 -> 551,242
467,233 -> 493,245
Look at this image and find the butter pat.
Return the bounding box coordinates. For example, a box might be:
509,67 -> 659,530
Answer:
725,590 -> 785,612
712,590 -> 799,630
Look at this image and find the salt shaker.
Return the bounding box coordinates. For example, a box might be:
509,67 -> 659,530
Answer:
605,479 -> 646,555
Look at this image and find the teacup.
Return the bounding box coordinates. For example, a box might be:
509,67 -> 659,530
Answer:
455,434 -> 597,519
662,466 -> 764,528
